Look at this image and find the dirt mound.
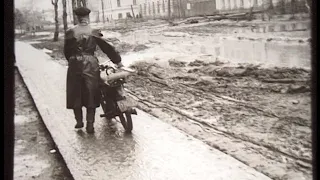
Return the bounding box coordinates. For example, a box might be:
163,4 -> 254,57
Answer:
169,59 -> 187,67
133,44 -> 149,52
130,61 -> 167,79
193,63 -> 310,80
171,75 -> 198,82
253,67 -> 310,80
188,60 -> 206,67
188,60 -> 225,67
115,42 -> 149,54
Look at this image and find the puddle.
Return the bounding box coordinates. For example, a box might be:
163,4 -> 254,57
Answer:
246,21 -> 310,33
120,37 -> 311,69
214,38 -> 311,69
119,28 -> 311,69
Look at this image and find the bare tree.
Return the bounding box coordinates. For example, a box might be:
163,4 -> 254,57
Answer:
81,0 -> 87,7
221,0 -> 226,10
62,0 -> 68,33
96,11 -> 100,23
72,0 -> 78,25
77,0 -> 82,6
304,0 -> 310,15
233,0 -> 237,9
239,0 -> 243,9
227,0 -> 231,10
51,0 -> 59,41
15,8 -> 26,34
168,0 -> 171,20
253,0 -> 258,7
75,0 -> 89,21
290,0 -> 296,19
268,0 -> 274,10
76,0 -> 87,7
279,0 -> 286,14
67,0 -> 73,23
261,0 -> 274,21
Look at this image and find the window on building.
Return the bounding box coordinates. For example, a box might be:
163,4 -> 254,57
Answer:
152,2 -> 155,15
162,0 -> 165,12
148,2 -> 151,15
117,0 -> 121,7
133,0 -> 137,5
144,3 -> 147,15
126,12 -> 132,18
118,13 -> 122,19
157,1 -> 160,14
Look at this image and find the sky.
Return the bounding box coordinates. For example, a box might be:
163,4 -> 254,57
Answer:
15,0 -> 54,11
15,0 -> 100,11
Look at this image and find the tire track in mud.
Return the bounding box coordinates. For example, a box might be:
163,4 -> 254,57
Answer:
125,88 -> 312,180
126,82 -> 311,164
126,74 -> 312,180
129,75 -> 311,159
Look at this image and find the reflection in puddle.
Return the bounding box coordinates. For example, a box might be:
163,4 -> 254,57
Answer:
248,21 -> 310,33
215,38 -> 311,68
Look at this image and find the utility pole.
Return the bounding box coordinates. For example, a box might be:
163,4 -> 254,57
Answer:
31,0 -> 35,29
101,0 -> 105,23
72,0 -> 78,25
131,5 -> 136,20
168,0 -> 171,20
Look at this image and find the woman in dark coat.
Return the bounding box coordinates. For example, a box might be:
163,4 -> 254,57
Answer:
64,7 -> 123,133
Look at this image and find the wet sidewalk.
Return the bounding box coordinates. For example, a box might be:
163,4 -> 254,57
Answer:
15,41 -> 272,180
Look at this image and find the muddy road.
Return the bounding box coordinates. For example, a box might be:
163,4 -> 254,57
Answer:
17,18 -> 312,180
14,69 -> 73,180
15,41 -> 272,180
126,60 -> 311,180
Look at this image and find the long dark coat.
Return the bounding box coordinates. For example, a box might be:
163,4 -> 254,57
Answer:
64,24 -> 121,109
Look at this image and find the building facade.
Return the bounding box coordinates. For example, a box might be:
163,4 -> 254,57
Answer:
138,0 -> 175,18
88,0 -> 308,21
91,0 -> 141,21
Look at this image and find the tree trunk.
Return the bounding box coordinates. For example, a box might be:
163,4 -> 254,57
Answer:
291,0 -> 296,18
52,0 -> 59,41
77,0 -> 82,7
62,0 -> 68,33
304,0 -> 310,15
101,0 -> 105,23
72,0 -> 78,25
253,0 -> 258,7
268,0 -> 273,10
279,0 -> 286,14
131,5 -> 136,20
239,0 -> 243,9
81,0 -> 89,22
262,0 -> 273,21
68,0 -> 74,24
221,0 -> 226,10
81,0 -> 87,7
96,11 -> 100,23
233,0 -> 237,9
168,0 -> 171,20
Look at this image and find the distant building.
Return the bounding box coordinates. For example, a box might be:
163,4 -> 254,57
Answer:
138,0 -> 174,18
215,0 -> 307,12
183,0 -> 217,17
91,0 -> 140,21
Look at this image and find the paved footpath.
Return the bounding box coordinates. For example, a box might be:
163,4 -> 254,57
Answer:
15,41 -> 272,180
